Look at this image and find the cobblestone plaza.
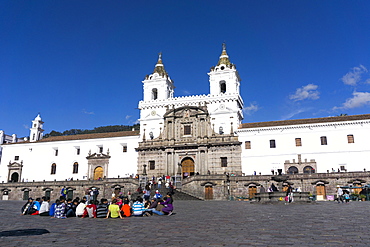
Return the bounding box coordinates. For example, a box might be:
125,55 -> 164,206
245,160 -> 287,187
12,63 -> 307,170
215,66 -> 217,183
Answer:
0,200 -> 369,246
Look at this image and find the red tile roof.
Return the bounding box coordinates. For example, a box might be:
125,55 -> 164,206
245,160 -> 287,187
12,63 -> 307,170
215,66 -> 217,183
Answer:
239,114 -> 370,129
5,131 -> 140,144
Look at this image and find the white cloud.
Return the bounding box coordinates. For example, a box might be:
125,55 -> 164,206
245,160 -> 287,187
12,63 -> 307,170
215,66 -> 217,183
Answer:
333,91 -> 370,110
280,108 -> 308,120
365,78 -> 370,84
341,65 -> 368,86
82,109 -> 95,115
125,115 -> 131,120
243,102 -> 259,115
23,124 -> 29,129
289,84 -> 320,101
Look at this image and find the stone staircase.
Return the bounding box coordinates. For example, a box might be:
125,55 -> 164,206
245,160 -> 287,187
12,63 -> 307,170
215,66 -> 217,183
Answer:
131,187 -> 202,201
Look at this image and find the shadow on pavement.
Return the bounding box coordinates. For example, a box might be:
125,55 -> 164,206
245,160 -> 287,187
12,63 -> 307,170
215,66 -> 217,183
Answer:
0,229 -> 50,237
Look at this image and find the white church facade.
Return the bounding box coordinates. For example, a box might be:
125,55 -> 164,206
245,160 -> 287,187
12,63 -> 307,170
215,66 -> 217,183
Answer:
1,44 -> 370,200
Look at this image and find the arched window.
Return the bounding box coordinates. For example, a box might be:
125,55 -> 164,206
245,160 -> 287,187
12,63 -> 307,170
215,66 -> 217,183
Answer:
303,166 -> 315,174
51,163 -> 56,175
152,88 -> 158,100
73,162 -> 79,174
220,81 -> 226,93
287,166 -> 298,174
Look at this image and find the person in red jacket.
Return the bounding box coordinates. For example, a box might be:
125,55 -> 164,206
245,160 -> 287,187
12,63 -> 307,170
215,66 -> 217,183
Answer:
82,200 -> 97,218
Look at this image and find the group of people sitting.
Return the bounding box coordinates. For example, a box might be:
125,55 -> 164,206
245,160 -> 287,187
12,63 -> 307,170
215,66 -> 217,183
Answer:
21,191 -> 174,219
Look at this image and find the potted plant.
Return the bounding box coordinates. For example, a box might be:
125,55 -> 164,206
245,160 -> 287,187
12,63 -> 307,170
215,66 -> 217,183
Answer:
360,194 -> 366,201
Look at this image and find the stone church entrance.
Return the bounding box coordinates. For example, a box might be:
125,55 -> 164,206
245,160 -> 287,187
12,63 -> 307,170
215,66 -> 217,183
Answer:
182,158 -> 195,178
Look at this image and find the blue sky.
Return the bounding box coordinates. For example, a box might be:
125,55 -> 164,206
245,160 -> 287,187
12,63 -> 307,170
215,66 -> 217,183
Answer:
1,1 -> 370,138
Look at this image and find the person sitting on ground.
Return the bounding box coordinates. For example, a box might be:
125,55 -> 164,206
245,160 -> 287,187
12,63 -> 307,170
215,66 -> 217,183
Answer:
96,198 -> 109,218
145,198 -> 164,216
161,192 -> 174,216
75,200 -> 86,217
106,199 -> 123,219
66,199 -> 79,217
31,198 -> 41,215
82,200 -> 97,218
65,198 -> 73,217
39,196 -> 50,216
49,199 -> 59,217
132,196 -> 145,217
116,197 -> 123,208
54,196 -> 67,219
121,199 -> 131,217
21,197 -> 35,215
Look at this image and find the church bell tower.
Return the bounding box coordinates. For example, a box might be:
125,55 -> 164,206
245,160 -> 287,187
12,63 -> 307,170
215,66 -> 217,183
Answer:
29,114 -> 44,142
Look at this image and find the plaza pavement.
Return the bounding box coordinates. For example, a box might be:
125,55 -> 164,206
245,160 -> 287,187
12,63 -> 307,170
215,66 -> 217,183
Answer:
0,200 -> 369,246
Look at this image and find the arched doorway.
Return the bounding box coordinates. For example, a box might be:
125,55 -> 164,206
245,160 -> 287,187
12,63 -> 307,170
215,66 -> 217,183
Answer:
94,166 -> 103,180
181,158 -> 195,178
10,172 -> 19,182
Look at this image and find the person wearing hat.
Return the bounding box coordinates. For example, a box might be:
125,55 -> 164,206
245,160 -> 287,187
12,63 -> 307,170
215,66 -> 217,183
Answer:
336,185 -> 344,203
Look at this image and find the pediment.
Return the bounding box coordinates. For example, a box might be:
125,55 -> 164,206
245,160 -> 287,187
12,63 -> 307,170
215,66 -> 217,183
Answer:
164,106 -> 208,118
8,162 -> 23,168
86,153 -> 111,159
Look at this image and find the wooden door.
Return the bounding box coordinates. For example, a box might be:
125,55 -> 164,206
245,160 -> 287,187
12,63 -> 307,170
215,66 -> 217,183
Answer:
316,184 -> 326,198
205,186 -> 213,200
94,166 -> 103,180
248,186 -> 257,198
182,158 -> 195,178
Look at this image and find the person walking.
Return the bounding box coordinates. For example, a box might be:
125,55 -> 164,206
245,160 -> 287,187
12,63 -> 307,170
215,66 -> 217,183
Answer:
336,185 -> 344,203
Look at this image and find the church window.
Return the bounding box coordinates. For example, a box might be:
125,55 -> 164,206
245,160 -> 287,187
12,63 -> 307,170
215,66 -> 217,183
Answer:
32,133 -> 35,140
184,125 -> 191,135
149,160 -> 155,170
320,136 -> 327,145
98,146 -> 103,153
73,162 -> 79,174
77,148 -> 80,155
303,166 -> 315,174
220,81 -> 226,93
152,88 -> 158,100
51,163 -> 56,175
122,145 -> 127,152
245,141 -> 251,149
270,140 -> 276,148
221,157 -> 228,167
33,124 -> 36,127
288,166 -> 298,174
295,138 -> 302,147
219,126 -> 224,134
54,149 -> 58,156
347,134 -> 354,143
14,156 -> 19,161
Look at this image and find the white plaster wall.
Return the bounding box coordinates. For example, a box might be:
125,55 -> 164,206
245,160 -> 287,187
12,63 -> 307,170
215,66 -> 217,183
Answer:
0,135 -> 140,182
237,120 -> 370,175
